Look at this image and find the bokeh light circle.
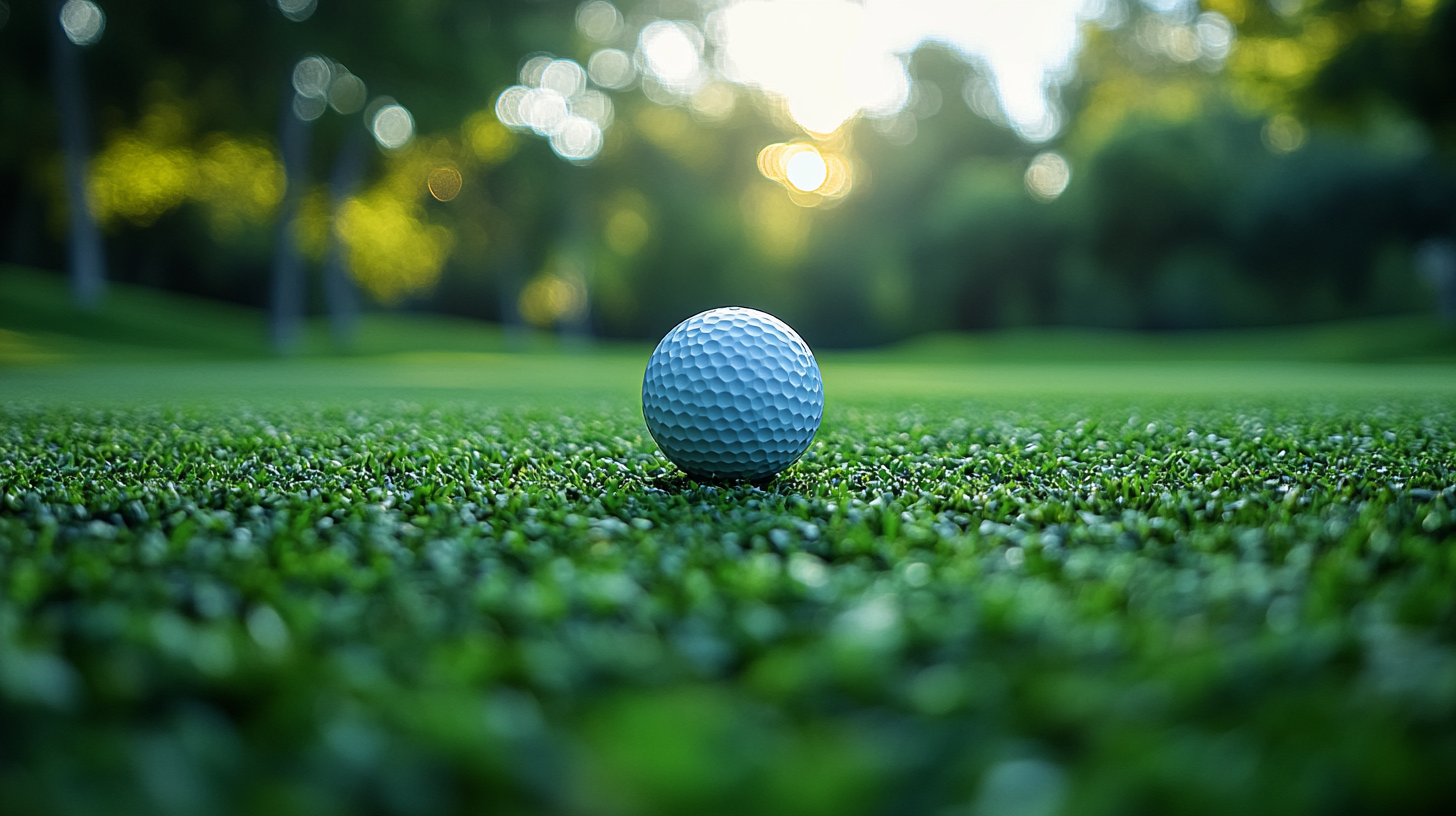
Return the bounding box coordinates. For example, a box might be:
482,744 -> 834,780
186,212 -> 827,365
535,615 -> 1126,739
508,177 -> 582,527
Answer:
541,59 -> 587,98
60,0 -> 105,46
522,88 -> 569,135
499,46 -> 620,165
1024,151 -> 1070,201
550,117 -> 603,162
637,20 -> 705,96
519,54 -> 554,87
277,0 -> 316,23
495,87 -> 531,128
785,149 -> 829,193
576,1 -> 623,43
328,72 -> 367,114
371,104 -> 415,149
588,49 -> 635,89
570,90 -> 615,130
428,167 -> 463,202
292,56 -> 332,99
292,94 -> 327,122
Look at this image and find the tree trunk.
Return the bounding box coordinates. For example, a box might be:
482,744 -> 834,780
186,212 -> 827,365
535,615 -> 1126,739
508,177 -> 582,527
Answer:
48,0 -> 105,309
1418,238 -> 1456,325
324,129 -> 367,350
270,83 -> 311,354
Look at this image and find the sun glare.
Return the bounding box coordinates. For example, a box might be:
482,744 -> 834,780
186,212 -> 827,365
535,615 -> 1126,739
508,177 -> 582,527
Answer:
757,142 -> 853,206
785,149 -> 828,193
713,0 -> 908,136
497,2 -> 1121,196
705,0 -> 1109,142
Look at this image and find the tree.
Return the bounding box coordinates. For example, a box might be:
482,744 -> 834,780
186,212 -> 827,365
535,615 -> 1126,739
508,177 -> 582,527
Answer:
1215,0 -> 1456,321
48,0 -> 106,309
1216,0 -> 1456,145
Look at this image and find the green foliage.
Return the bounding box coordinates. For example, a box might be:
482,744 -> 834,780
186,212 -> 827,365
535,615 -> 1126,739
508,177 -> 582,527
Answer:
7,1 -> 1452,345
2,370 -> 1455,814
1225,0 -> 1456,146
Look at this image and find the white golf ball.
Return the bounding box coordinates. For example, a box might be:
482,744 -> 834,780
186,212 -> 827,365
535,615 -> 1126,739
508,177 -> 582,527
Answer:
642,307 -> 824,482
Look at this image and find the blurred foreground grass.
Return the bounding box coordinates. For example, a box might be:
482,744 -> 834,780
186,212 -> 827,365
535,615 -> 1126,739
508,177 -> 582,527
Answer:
3,266 -> 1456,815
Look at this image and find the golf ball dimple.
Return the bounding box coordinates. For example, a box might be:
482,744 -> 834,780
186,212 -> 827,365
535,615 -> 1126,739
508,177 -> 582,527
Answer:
642,307 -> 824,482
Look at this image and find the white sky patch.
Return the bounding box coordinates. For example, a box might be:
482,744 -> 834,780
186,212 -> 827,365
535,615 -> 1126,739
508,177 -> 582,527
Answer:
711,0 -> 909,134
709,0 -> 1107,141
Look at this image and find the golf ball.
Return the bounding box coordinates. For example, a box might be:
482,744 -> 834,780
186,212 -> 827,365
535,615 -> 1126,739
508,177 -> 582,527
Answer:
642,307 -> 824,482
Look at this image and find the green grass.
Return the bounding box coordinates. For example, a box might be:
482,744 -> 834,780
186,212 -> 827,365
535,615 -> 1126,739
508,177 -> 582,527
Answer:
878,315 -> 1456,364
4,262 -> 1455,407
0,265 -> 576,363
6,263 -> 1456,367
3,266 -> 1456,815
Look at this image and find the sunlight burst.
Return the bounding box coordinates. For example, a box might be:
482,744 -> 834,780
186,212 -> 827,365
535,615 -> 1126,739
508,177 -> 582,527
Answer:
711,0 -> 1107,141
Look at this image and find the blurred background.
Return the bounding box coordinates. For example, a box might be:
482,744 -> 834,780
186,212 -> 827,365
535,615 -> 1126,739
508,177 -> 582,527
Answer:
2,0 -> 1455,352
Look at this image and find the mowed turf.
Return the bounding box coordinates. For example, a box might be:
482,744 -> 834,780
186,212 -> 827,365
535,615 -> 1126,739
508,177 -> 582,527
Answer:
3,271 -> 1456,815
4,354 -> 1456,816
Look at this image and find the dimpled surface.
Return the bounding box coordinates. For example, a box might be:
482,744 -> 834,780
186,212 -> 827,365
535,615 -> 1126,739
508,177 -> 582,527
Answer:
642,307 -> 824,482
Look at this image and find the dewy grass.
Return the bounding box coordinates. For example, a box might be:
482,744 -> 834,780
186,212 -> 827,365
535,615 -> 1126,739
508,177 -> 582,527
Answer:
1,390 -> 1453,815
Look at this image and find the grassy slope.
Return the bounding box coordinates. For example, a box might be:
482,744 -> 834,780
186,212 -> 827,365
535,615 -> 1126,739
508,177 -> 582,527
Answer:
5,265 -> 1456,408
880,315 -> 1456,363
6,262 -> 1456,368
0,265 -> 546,363
3,266 -> 1456,815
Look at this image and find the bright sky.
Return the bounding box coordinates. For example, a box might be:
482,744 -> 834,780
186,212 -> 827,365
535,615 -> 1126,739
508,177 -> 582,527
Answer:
521,0 -> 1136,163
702,0 -> 1109,139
